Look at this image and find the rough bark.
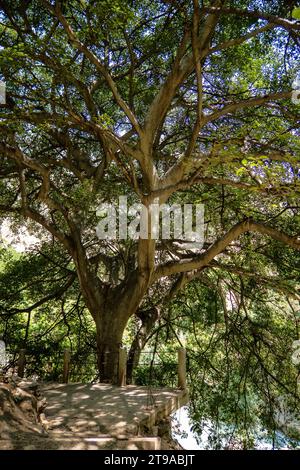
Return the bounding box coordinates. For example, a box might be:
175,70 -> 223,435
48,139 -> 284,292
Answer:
94,305 -> 128,383
72,240 -> 152,382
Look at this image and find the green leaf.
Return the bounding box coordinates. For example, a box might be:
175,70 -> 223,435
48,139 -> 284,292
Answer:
292,7 -> 300,20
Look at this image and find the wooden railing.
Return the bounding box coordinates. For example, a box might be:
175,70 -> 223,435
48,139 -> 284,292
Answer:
14,346 -> 187,389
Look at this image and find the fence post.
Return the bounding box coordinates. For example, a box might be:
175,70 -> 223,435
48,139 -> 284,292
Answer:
177,347 -> 187,390
17,349 -> 26,378
118,346 -> 127,387
0,339 -> 6,371
63,349 -> 71,384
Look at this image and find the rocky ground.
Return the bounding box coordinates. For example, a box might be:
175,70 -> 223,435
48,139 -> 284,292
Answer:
0,374 -> 48,447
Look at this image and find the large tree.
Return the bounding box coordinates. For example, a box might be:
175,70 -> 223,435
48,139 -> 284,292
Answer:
0,0 -> 299,382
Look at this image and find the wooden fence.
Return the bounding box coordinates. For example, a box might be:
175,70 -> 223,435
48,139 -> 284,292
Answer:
13,346 -> 187,389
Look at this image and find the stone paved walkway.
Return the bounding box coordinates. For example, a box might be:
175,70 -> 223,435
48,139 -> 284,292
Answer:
41,383 -> 188,438
0,382 -> 188,449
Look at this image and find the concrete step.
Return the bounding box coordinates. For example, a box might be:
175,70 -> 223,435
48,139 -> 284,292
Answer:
0,435 -> 161,450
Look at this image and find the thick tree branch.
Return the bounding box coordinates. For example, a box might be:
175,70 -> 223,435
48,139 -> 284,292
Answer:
184,0 -> 203,161
202,91 -> 293,126
144,1 -> 222,146
208,23 -> 275,55
201,6 -> 300,33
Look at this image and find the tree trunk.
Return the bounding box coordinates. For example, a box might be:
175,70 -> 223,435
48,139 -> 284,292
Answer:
96,315 -> 126,384
95,312 -> 126,384
71,240 -> 152,383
